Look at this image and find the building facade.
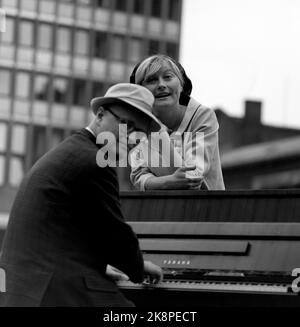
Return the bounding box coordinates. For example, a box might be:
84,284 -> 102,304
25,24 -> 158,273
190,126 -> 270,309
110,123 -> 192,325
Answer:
0,0 -> 183,212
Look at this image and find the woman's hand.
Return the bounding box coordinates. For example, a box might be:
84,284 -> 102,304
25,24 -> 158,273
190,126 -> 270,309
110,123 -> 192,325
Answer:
164,166 -> 203,190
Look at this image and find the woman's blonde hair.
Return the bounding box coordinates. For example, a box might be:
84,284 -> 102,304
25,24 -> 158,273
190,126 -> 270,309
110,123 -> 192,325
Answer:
134,54 -> 184,87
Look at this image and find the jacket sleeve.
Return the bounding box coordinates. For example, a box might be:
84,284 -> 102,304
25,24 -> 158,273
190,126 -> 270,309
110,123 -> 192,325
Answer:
82,164 -> 145,283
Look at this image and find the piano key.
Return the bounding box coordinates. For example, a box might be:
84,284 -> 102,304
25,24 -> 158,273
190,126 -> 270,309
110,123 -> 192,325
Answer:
118,280 -> 290,294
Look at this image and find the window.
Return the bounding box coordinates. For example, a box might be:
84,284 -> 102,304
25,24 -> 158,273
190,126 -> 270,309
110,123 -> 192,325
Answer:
31,125 -> 47,164
114,0 -> 127,12
78,0 -> 92,5
1,17 -> 15,44
0,123 -> 7,152
33,74 -> 49,101
9,124 -> 27,187
49,128 -> 64,149
0,69 -> 12,96
15,72 -> 31,99
166,42 -> 178,59
97,0 -> 110,9
2,0 -> 18,8
110,35 -> 125,61
148,39 -> 160,55
20,0 -> 37,11
52,78 -> 69,104
128,38 -> 143,62
74,30 -> 89,56
94,31 -> 108,58
37,23 -> 53,50
18,20 -> 34,47
11,125 -> 26,155
133,0 -> 144,14
39,0 -> 57,15
168,0 -> 180,21
0,156 -> 4,186
72,79 -> 88,106
92,81 -> 105,98
151,0 -> 162,18
9,157 -> 25,186
56,27 -> 71,53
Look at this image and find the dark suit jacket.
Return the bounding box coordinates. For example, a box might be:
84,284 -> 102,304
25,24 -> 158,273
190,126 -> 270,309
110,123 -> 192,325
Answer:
0,129 -> 144,306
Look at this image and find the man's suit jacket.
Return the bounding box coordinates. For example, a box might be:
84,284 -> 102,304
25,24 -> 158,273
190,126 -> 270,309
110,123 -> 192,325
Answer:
0,129 -> 144,306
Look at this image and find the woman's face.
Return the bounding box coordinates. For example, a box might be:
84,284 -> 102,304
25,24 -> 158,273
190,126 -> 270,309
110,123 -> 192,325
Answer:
142,62 -> 182,114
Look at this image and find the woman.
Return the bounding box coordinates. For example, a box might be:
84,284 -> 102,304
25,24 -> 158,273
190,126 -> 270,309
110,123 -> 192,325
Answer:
129,54 -> 225,190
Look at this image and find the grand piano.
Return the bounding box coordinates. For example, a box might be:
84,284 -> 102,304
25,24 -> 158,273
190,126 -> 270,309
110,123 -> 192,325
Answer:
118,190 -> 300,306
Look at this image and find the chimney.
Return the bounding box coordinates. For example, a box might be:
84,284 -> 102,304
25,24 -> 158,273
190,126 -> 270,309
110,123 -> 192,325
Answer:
244,100 -> 262,125
242,100 -> 262,145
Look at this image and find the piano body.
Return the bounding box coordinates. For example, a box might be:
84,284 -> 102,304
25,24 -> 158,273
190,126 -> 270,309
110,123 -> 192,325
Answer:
119,190 -> 300,306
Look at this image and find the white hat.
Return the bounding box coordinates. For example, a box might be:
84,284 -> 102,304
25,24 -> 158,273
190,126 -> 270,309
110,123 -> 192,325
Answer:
90,83 -> 161,132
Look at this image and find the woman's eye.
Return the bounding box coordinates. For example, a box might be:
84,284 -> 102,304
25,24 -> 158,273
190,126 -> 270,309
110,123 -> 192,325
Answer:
145,77 -> 156,84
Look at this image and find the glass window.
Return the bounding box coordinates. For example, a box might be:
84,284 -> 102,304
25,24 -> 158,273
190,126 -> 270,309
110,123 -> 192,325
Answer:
33,74 -> 49,101
0,123 -> 7,152
11,125 -> 26,155
133,0 -> 144,14
39,0 -> 56,15
1,17 -> 15,44
97,0 -> 110,9
166,41 -> 178,59
20,0 -> 37,11
93,31 -> 107,58
168,0 -> 180,21
72,79 -> 88,106
56,27 -> 71,53
148,39 -> 160,55
31,125 -> 47,164
37,24 -> 53,50
2,0 -> 18,8
114,0 -> 127,12
78,0 -> 91,5
0,69 -> 12,95
52,77 -> 69,104
151,0 -> 162,18
74,30 -> 89,56
18,20 -> 34,47
92,81 -> 105,98
15,72 -> 31,99
128,38 -> 143,63
110,35 -> 125,61
0,155 -> 4,185
49,128 -> 64,149
9,157 -> 25,187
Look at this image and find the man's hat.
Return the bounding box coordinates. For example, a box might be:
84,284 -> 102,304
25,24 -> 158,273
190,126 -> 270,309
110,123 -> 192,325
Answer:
90,83 -> 161,132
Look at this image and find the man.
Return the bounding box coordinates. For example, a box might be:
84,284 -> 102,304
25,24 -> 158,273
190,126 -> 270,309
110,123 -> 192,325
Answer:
0,83 -> 162,306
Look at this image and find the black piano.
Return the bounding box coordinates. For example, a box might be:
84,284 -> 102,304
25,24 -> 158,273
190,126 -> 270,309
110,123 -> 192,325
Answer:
119,190 -> 300,306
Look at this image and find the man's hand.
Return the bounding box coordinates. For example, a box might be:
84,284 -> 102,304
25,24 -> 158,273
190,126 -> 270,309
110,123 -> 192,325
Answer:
106,265 -> 129,281
143,260 -> 163,284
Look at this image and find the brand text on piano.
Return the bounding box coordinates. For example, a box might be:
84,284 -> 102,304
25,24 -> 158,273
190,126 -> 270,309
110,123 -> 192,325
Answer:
291,268 -> 300,293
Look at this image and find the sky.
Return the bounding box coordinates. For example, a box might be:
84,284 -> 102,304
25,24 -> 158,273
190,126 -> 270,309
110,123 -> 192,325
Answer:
180,0 -> 300,128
